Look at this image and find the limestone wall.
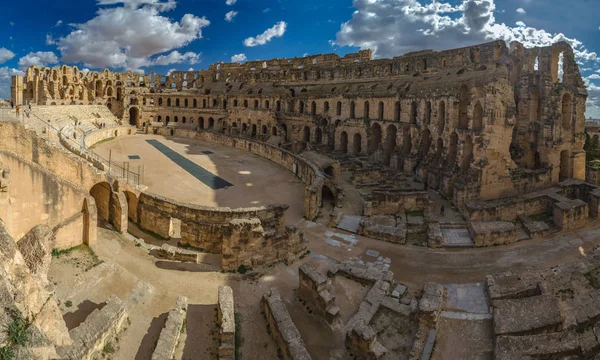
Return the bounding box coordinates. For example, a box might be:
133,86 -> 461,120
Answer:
152,296 -> 188,360
83,125 -> 136,149
363,190 -> 430,216
218,286 -> 235,359
262,288 -> 312,360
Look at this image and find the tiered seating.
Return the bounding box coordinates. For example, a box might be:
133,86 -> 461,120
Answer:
33,105 -> 121,134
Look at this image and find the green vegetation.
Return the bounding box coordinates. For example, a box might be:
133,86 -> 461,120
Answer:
0,346 -> 14,360
181,319 -> 186,334
102,342 -> 115,355
65,300 -> 73,308
0,309 -> 30,359
51,245 -> 84,257
237,264 -> 248,274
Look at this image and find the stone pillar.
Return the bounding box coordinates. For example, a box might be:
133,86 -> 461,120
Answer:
109,191 -> 128,233
83,196 -> 98,248
11,76 -> 23,106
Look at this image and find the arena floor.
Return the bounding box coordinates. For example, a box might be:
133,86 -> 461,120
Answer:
93,134 -> 306,223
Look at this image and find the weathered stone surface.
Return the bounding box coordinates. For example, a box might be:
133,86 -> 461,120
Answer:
492,295 -> 563,336
152,296 -> 188,360
262,288 -> 312,360
218,286 -> 235,359
156,243 -> 200,263
17,224 -> 53,286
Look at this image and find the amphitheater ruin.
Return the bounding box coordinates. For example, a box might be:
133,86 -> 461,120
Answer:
2,39 -> 599,360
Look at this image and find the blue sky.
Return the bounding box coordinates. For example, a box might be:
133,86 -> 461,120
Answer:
1,0 -> 600,117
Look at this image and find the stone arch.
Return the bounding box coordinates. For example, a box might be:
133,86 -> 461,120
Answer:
262,125 -> 268,134
272,126 -> 277,136
129,107 -> 139,126
199,117 -> 205,129
462,135 -> 474,171
321,185 -> 335,209
340,131 -> 348,153
447,132 -> 458,167
167,98 -> 172,107
336,101 -> 342,116
458,85 -> 469,129
425,101 -> 432,125
369,123 -> 382,155
388,102 -> 398,124
438,101 -> 446,132
353,133 -> 362,154
378,101 -> 384,120
473,101 -> 483,129
124,191 -> 138,222
311,101 -> 317,115
364,101 -> 370,119
560,150 -> 570,180
410,101 -> 418,124
384,125 -> 397,166
303,126 -> 310,142
421,129 -> 432,157
89,182 -> 111,222
316,128 -> 323,144
208,117 -> 214,129
562,93 -> 572,130
251,124 -> 257,138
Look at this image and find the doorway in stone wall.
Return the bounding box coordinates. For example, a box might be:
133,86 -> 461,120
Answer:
169,218 -> 182,240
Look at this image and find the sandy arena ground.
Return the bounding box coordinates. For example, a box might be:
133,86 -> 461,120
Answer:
93,134 -> 305,223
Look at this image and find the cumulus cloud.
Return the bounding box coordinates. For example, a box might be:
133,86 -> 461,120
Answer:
153,51 -> 201,65
0,48 -> 15,64
334,0 -> 600,116
231,53 -> 247,63
0,67 -> 24,99
225,10 -> 238,22
516,8 -> 526,14
226,0 -> 237,5
166,68 -> 176,75
17,51 -> 59,69
55,0 -> 209,70
55,20 -> 63,26
243,21 -> 287,47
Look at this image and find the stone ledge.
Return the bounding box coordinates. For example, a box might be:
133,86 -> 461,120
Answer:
152,296 -> 188,360
218,286 -> 235,359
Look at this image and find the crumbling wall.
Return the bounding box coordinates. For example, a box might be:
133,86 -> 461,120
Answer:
298,263 -> 341,330
152,296 -> 188,360
218,286 -> 235,359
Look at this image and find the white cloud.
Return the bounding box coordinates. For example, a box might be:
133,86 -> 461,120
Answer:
226,0 -> 237,5
55,0 -> 210,70
0,67 -> 24,99
45,34 -> 56,45
225,10 -> 238,22
17,51 -> 59,69
153,51 -> 201,65
0,48 -> 15,64
333,0 -> 600,117
243,21 -> 287,47
263,8 -> 271,13
166,68 -> 176,75
188,67 -> 194,71
587,74 -> 600,80
9,22 -> 14,26
231,53 -> 247,63
516,8 -> 526,14
55,20 -> 63,26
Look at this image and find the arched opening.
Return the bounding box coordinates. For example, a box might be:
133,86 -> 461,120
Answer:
384,125 -> 397,166
421,129 -> 432,158
129,107 -> 139,126
124,191 -> 138,222
311,101 -> 317,115
276,101 -> 281,111
265,100 -> 270,109
473,102 -> 483,130
353,133 -> 362,154
394,101 -> 401,121
340,131 -> 348,153
262,125 -> 268,134
410,101 -> 417,124
425,101 -> 432,125
350,101 -> 356,118
166,116 -> 170,124
369,123 -> 382,155
242,123 -> 248,133
321,185 -> 335,213
435,138 -> 444,161
208,118 -> 215,129
336,101 -> 342,116
447,132 -> 458,167
254,100 -> 259,109
462,136 -> 473,171
303,126 -> 311,143
562,93 -> 572,130
378,102 -> 384,120
107,87 -> 113,97
158,98 -> 163,106
272,126 -> 277,136
89,182 -> 111,222
299,101 -> 304,114
438,101 -> 446,132
167,98 -> 172,107
400,132 -> 412,169
251,124 -> 257,138
324,101 -> 330,113
95,80 -> 102,97
199,117 -> 205,129
364,101 -> 370,119
458,85 -> 469,129
316,128 -> 323,144
193,99 -> 197,108
560,150 -> 570,180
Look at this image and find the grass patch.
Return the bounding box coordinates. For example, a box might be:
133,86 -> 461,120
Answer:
234,312 -> 244,360
406,210 -> 424,218
7,310 -> 28,346
65,300 -> 73,308
0,347 -> 14,360
102,341 -> 115,354
181,319 -> 186,334
51,245 -> 84,258
237,265 -> 248,275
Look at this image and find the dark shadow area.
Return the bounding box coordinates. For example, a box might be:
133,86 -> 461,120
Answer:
135,312 -> 168,360
154,260 -> 219,273
63,300 -> 106,330
182,304 -> 220,359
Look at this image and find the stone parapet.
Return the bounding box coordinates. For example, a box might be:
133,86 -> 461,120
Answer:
218,286 -> 235,360
152,296 -> 188,360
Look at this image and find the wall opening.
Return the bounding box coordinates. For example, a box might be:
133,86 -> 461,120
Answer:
384,125 -> 397,166
458,85 -> 469,129
410,101 -> 417,124
340,131 -> 348,153
369,123 -> 382,155
129,107 -> 139,126
89,182 -> 111,223
353,133 -> 362,154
